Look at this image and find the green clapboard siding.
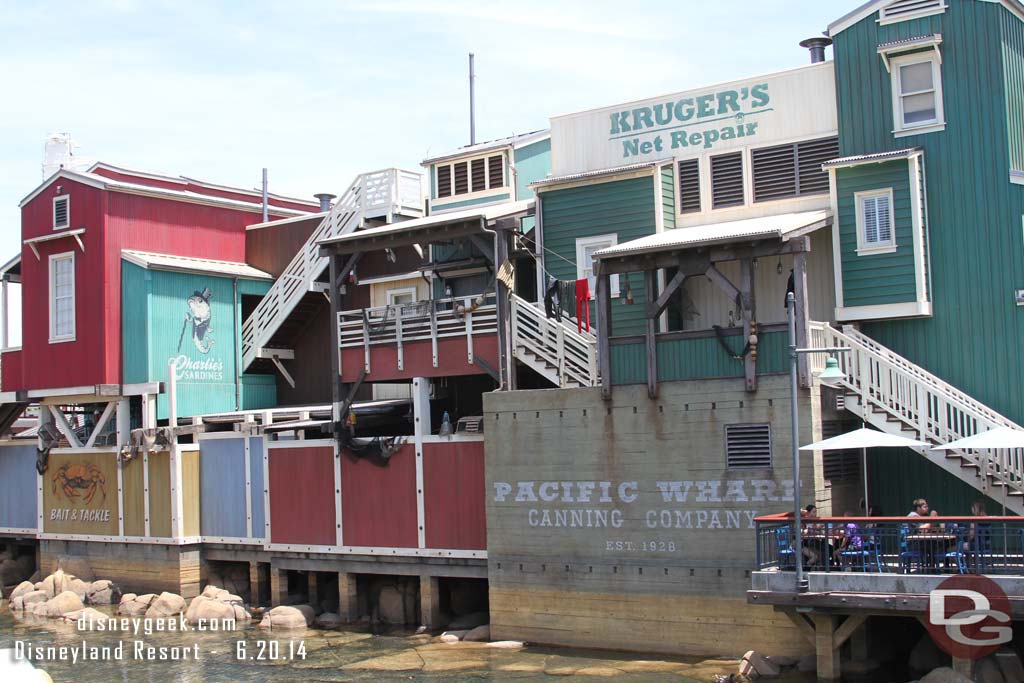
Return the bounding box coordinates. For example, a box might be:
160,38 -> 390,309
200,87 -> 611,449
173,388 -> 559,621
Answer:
1004,10 -> 1024,172
431,193 -> 510,212
514,138 -> 551,200
836,160 -> 917,306
834,1 -> 1024,424
661,166 -> 676,230
542,176 -> 657,336
121,262 -> 150,384
610,330 -> 787,385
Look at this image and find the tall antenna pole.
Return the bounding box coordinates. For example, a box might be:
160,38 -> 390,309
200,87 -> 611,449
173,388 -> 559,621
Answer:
469,53 -> 476,145
261,168 -> 268,222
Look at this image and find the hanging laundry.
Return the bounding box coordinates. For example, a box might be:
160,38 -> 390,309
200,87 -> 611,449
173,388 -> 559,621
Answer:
575,278 -> 591,333
544,277 -> 562,321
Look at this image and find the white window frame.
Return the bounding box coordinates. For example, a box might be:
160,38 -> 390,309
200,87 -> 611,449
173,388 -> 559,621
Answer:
53,195 -> 70,231
576,234 -> 619,297
434,153 -> 507,201
48,251 -> 76,343
890,51 -> 945,137
386,287 -> 417,306
855,188 -> 897,255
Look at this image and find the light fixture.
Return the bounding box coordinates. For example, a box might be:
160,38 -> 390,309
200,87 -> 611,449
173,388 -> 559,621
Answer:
385,248 -> 397,263
777,258 -> 783,275
444,281 -> 453,298
622,274 -> 634,305
816,357 -> 847,387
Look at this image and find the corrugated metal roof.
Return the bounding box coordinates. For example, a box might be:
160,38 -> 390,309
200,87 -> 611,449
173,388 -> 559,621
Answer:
318,199 -> 533,247
877,33 -> 942,53
821,147 -> 921,169
531,160 -> 670,189
121,250 -> 272,279
594,210 -> 831,259
422,129 -> 550,165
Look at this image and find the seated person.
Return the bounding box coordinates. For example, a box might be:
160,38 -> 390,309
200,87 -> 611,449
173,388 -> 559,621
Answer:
801,505 -> 826,567
908,498 -> 933,530
835,511 -> 863,565
964,500 -> 990,553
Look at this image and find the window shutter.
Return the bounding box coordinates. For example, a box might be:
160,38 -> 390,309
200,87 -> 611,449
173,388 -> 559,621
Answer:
488,155 -> 504,189
54,197 -> 69,229
796,137 -> 838,195
881,0 -> 943,20
863,197 -> 880,243
752,144 -> 796,202
677,159 -> 701,213
711,152 -> 744,208
453,162 -> 469,195
725,423 -> 772,469
436,166 -> 452,198
876,197 -> 892,242
471,158 -> 486,192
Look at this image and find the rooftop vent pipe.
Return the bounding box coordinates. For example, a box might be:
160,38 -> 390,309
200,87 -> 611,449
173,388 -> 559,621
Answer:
314,193 -> 336,212
799,36 -> 833,64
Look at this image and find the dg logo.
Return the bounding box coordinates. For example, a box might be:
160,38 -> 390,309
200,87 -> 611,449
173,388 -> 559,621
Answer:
926,574 -> 1013,660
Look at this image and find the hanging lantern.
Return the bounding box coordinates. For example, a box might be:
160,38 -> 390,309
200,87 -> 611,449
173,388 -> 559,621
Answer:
623,273 -> 634,305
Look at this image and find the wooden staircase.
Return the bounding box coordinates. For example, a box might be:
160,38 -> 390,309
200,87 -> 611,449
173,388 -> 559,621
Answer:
510,293 -> 599,388
810,322 -> 1024,514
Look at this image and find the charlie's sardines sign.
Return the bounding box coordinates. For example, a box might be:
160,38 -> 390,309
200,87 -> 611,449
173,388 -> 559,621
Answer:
550,62 -> 837,176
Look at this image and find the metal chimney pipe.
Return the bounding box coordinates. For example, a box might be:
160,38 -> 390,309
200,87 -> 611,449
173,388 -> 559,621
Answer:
469,53 -> 476,145
314,193 -> 336,212
799,37 -> 833,64
261,168 -> 269,222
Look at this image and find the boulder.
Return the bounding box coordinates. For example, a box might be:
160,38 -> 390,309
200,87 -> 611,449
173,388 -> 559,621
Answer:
258,605 -> 312,630
66,578 -> 91,600
377,586 -> 407,624
920,667 -> 974,683
118,593 -> 156,618
12,590 -> 48,611
185,596 -> 235,626
201,585 -> 229,600
85,580 -> 120,605
765,655 -> 797,668
910,635 -> 950,673
486,641 -> 524,649
796,654 -> 816,673
40,570 -> 71,599
145,592 -> 185,618
10,581 -> 35,600
995,648 -> 1024,683
314,612 -> 343,629
463,625 -> 490,642
37,590 -> 83,617
232,604 -> 251,623
61,607 -> 107,628
440,630 -> 468,643
28,570 -> 40,584
0,558 -> 23,586
51,556 -> 95,582
740,651 -> 780,678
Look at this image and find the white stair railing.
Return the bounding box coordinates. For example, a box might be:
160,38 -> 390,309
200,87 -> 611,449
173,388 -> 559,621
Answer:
510,293 -> 598,388
809,321 -> 1024,498
241,168 -> 422,371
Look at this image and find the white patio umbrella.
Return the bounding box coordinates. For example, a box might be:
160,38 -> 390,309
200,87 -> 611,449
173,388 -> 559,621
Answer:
932,426 -> 1024,515
800,427 -> 929,514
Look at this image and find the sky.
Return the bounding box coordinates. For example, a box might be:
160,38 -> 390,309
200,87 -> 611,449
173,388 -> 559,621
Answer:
0,0 -> 845,266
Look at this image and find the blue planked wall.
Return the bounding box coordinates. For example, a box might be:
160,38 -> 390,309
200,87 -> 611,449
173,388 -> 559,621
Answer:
199,437 -> 248,538
0,445 -> 38,529
249,437 -> 265,538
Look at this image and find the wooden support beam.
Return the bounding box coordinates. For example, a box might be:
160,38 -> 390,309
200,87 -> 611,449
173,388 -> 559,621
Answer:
597,236 -> 812,276
704,264 -> 741,306
793,246 -> 810,388
646,270 -> 687,319
644,269 -> 658,399
596,271 -> 612,401
740,258 -> 757,393
84,401 -> 117,448
467,233 -> 496,264
833,613 -> 868,649
780,608 -> 816,645
812,613 -> 840,681
329,254 -> 343,424
48,405 -> 82,448
494,229 -> 513,390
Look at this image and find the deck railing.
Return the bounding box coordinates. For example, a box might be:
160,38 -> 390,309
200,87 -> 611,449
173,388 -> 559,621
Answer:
338,294 -> 497,373
510,293 -> 599,388
755,513 -> 1024,576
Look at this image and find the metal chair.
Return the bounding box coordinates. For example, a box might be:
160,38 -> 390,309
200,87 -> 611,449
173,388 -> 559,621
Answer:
899,524 -> 923,574
776,526 -> 795,570
941,527 -> 970,574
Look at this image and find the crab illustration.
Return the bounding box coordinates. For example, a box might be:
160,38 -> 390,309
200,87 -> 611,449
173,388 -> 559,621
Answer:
52,462 -> 107,504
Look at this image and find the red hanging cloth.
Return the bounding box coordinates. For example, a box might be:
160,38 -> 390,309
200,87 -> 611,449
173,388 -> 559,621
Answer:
575,278 -> 591,333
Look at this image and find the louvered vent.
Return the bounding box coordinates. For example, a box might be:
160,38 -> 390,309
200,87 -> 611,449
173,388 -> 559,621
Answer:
725,423 -> 772,469
488,155 -> 504,188
456,416 -> 484,434
881,0 -> 944,20
453,162 -> 469,195
797,137 -> 838,195
677,159 -> 701,213
54,196 -> 69,229
752,144 -> 796,202
436,167 -> 452,198
711,152 -> 744,208
821,420 -> 860,482
471,158 -> 486,191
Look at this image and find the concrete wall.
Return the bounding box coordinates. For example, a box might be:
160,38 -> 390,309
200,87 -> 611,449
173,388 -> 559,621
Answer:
483,375 -> 824,657
40,540 -> 201,598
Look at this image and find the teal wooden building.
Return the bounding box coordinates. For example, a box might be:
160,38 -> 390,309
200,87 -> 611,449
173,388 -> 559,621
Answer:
121,250 -> 277,419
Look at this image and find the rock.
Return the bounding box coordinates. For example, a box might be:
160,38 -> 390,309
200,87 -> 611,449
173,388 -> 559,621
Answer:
28,570 -> 40,584
40,570 -> 71,599
439,630 -> 467,643
51,556 -> 95,582
995,648 -> 1024,683
201,585 -> 229,600
765,655 -> 797,668
222,594 -> 244,605
448,611 -> 488,630
920,667 -> 974,683
85,580 -> 120,605
37,590 -> 83,617
185,596 -> 235,626
0,558 -> 22,586
486,641 -> 524,649
118,593 -> 156,618
232,604 -> 251,622
10,581 -> 35,600
314,612 -> 342,628
145,592 -> 186,618
12,590 -> 49,611
910,635 -> 950,673
377,586 -> 407,624
293,604 -> 315,625
463,624 -> 490,642
796,654 -> 816,673
976,657 -> 1006,683
258,605 -> 311,630
740,650 -> 780,678
61,607 -> 107,628
66,578 -> 91,600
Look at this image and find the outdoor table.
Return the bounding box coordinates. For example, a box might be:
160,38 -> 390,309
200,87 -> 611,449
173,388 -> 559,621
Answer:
906,533 -> 956,572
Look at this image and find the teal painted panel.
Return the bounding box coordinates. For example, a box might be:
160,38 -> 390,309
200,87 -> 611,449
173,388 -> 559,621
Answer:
237,279 -> 271,297
241,373 -> 277,410
834,1 -> 1024,423
610,342 -> 645,385
542,177 -> 657,336
514,138 -> 551,200
121,262 -> 150,384
836,160 -> 918,306
431,193 -> 510,212
661,166 -> 676,230
1004,10 -> 1024,172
